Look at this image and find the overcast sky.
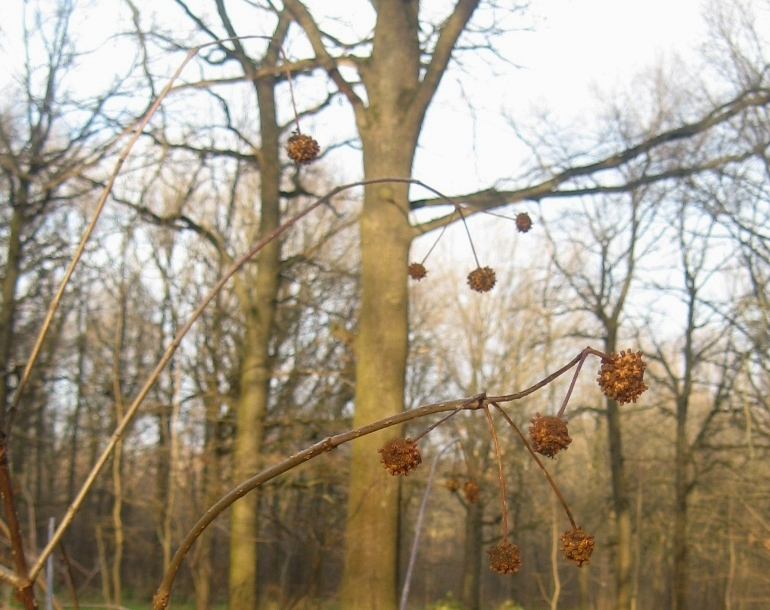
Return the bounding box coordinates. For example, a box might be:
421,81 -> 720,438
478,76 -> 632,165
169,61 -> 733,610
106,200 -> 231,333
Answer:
408,0 -> 712,194
0,0 -> 715,193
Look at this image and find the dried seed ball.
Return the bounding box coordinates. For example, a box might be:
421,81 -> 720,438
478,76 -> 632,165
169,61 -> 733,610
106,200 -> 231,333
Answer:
467,266 -> 496,293
488,540 -> 522,574
408,262 -> 427,281
287,132 -> 320,165
463,479 -> 480,504
378,437 -> 421,476
596,349 -> 649,404
445,477 -> 461,492
515,212 -> 533,233
529,413 -> 572,458
561,527 -> 595,567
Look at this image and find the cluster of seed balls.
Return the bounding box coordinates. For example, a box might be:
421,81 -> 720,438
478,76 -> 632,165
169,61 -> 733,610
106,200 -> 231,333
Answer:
378,349 -> 649,574
408,212 -> 533,293
445,476 -> 480,503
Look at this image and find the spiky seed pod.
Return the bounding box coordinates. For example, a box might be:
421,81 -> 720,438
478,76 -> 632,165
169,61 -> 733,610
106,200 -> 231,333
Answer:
561,527 -> 595,567
467,266 -> 496,293
378,438 -> 421,476
596,349 -> 649,404
287,132 -> 320,165
529,413 -> 572,458
488,540 -> 522,574
445,477 -> 461,492
408,262 -> 427,281
463,479 -> 480,504
515,212 -> 533,233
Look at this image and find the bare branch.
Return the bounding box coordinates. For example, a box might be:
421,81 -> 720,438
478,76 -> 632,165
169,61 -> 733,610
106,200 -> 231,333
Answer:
282,0 -> 365,111
412,0 -> 481,122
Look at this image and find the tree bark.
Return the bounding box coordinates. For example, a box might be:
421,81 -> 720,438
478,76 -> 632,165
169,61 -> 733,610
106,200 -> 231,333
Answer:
227,65 -> 282,609
193,376 -> 221,610
281,3 -> 480,607
460,498 -> 483,610
0,188 -> 26,429
338,6 -> 423,609
672,393 -> 689,610
605,328 -> 632,610
340,137 -> 414,610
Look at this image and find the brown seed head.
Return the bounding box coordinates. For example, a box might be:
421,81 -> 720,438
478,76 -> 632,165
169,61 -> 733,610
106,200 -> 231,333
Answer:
445,477 -> 461,492
488,540 -> 522,574
597,349 -> 649,404
529,413 -> 572,458
467,266 -> 496,293
408,262 -> 427,281
378,438 -> 421,476
287,132 -> 320,165
516,212 -> 533,233
561,527 -> 595,567
463,479 -> 480,503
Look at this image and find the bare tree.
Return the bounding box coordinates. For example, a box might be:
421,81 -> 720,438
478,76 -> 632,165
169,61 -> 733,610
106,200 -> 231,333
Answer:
0,1 -> 138,604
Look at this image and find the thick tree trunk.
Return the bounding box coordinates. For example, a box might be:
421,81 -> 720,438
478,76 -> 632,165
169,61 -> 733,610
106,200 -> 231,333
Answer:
340,142 -> 415,610
228,316 -> 267,608
337,11 -> 422,610
605,332 -> 632,610
337,5 -> 424,609
227,72 -> 281,609
280,3 -> 480,607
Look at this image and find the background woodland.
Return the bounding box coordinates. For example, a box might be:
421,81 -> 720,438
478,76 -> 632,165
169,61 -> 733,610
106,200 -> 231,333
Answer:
1,1 -> 770,609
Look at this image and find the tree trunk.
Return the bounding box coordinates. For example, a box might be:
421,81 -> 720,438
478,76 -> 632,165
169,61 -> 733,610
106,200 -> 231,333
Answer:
460,498 -> 483,610
339,6 -> 424,609
282,3 -> 482,608
0,190 -> 25,428
339,140 -> 414,610
227,70 -> 282,609
68,304 -> 87,502
605,332 -> 632,610
194,363 -> 225,610
672,398 -> 689,610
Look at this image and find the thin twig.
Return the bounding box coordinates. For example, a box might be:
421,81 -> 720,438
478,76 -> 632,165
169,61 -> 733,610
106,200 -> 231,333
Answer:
492,351 -> 584,403
492,403 -> 577,530
280,48 -> 302,132
484,406 -> 509,539
419,215 -> 454,266
455,203 -> 482,268
556,347 -> 608,418
399,439 -> 458,610
412,394 -> 484,442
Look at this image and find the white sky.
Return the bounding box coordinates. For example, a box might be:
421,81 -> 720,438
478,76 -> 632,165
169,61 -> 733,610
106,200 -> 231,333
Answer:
518,0 -> 708,101
409,0 -> 711,195
0,0 -> 720,195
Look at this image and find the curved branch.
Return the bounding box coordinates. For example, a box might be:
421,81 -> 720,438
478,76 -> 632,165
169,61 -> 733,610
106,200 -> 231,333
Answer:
152,346 -> 605,608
